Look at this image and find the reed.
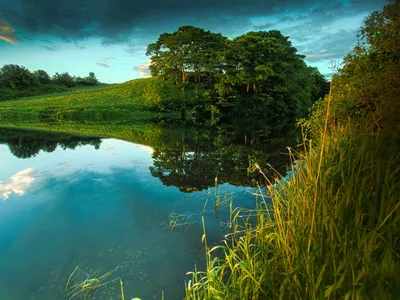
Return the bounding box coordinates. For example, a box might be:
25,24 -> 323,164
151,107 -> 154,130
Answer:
65,266 -> 119,299
185,97 -> 400,298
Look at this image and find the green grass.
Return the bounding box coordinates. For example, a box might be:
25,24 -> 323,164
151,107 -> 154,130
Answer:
185,97 -> 400,298
0,78 -> 184,119
0,83 -> 114,102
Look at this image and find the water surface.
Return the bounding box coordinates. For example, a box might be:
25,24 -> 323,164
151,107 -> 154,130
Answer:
0,124 -> 294,299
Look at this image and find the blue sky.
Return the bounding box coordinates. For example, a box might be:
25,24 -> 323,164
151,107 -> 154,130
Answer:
0,0 -> 387,83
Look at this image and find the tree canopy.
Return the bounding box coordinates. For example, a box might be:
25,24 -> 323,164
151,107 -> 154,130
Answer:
147,26 -> 329,119
0,65 -> 101,101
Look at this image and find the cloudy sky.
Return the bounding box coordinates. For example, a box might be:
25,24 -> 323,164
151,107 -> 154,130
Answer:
0,0 -> 386,83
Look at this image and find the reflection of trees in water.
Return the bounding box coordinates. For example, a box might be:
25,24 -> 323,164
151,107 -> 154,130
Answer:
0,128 -> 102,159
149,123 -> 296,192
0,120 -> 295,190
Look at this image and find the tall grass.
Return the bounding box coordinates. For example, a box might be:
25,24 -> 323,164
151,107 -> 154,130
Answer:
185,99 -> 400,298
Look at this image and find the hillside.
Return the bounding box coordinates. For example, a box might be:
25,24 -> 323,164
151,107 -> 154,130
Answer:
0,77 -> 184,119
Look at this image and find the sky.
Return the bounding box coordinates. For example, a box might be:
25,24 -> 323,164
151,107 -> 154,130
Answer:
0,0 -> 387,83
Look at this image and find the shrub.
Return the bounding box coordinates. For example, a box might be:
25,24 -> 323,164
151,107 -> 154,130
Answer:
0,64 -> 39,89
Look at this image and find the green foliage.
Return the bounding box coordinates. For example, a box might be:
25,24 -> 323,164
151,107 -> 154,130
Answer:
147,26 -> 227,87
186,123 -> 400,299
75,72 -> 99,86
0,64 -> 101,101
52,72 -> 76,87
185,2 -> 400,299
34,69 -> 52,84
0,64 -> 39,89
310,0 -> 400,130
147,27 -> 329,120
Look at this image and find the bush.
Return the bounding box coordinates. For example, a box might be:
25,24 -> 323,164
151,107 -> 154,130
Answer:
52,72 -> 76,87
34,70 -> 52,84
0,64 -> 39,89
0,84 -> 68,101
311,1 -> 400,130
75,72 -> 99,86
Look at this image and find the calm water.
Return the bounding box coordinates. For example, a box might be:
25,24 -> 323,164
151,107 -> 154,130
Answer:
0,123 -> 294,299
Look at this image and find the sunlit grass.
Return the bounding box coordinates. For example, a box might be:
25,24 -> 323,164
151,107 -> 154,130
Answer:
185,96 -> 400,298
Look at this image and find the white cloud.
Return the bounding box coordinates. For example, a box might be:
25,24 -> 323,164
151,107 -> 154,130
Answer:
0,168 -> 35,200
134,59 -> 151,78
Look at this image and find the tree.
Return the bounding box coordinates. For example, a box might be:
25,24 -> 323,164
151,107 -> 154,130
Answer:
147,26 -> 227,87
34,70 -> 52,84
332,0 -> 400,126
146,27 -> 329,119
0,64 -> 38,89
86,72 -> 99,85
52,72 -> 76,87
75,72 -> 99,86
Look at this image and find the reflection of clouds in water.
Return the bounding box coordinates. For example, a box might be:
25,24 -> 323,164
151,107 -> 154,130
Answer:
137,144 -> 154,155
0,168 -> 35,200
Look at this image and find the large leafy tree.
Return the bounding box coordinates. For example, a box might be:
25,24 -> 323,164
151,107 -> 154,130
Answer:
147,26 -> 328,119
220,30 -> 327,117
221,31 -> 305,94
147,26 -> 227,87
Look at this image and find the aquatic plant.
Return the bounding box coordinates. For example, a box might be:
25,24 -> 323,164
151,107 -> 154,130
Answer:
168,212 -> 197,231
65,266 -> 119,299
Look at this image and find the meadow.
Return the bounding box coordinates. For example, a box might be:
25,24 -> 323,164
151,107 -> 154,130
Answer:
0,77 -> 184,120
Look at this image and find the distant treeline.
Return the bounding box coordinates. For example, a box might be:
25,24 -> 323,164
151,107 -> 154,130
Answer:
147,27 -> 330,119
0,64 -> 100,100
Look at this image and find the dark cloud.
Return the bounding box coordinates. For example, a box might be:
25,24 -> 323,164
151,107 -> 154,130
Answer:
41,45 -> 60,51
95,56 -> 114,68
0,0 -> 386,44
95,62 -> 110,68
0,0 -> 387,71
74,43 -> 85,49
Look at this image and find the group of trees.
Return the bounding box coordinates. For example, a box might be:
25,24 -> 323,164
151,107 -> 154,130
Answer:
0,64 -> 99,90
331,0 -> 399,128
305,0 -> 399,132
0,128 -> 102,159
147,26 -> 329,119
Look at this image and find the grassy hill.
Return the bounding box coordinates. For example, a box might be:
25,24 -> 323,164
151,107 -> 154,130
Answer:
0,77 -> 185,119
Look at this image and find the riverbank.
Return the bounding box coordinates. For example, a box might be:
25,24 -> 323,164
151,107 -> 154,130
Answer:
185,101 -> 400,299
185,2 -> 400,297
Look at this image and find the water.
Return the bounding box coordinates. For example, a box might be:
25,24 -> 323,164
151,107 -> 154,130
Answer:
0,123 -> 294,299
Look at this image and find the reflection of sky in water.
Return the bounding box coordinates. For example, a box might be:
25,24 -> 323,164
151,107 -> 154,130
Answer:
0,138 -> 255,299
